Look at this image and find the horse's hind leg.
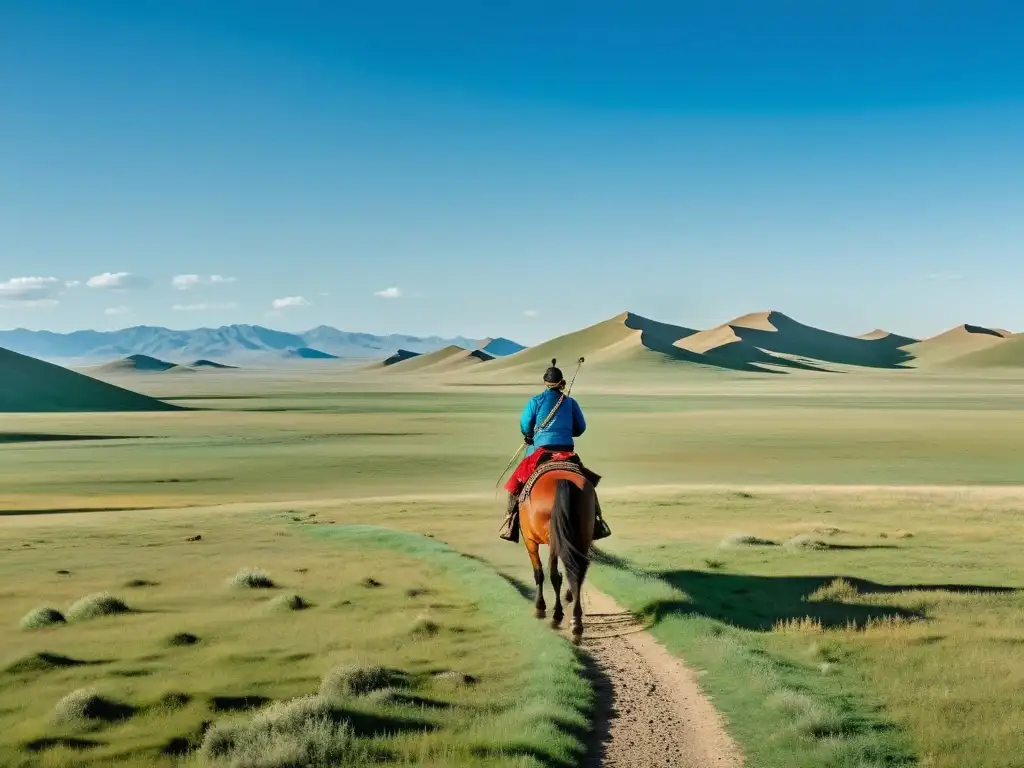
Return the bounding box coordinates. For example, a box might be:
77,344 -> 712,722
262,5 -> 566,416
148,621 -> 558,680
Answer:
526,539 -> 546,619
549,549 -> 564,628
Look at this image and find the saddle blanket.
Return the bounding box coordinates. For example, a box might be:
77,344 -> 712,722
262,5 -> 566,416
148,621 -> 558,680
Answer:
503,449 -> 576,495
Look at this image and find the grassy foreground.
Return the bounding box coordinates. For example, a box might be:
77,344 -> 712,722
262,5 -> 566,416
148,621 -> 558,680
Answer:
583,489 -> 1024,768
0,512 -> 590,767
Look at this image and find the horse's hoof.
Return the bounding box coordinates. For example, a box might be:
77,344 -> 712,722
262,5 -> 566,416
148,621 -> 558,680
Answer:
534,608 -> 547,619
571,623 -> 583,638
551,615 -> 563,628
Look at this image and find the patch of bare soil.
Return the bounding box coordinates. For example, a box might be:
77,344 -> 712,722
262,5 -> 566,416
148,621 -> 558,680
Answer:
577,588 -> 743,768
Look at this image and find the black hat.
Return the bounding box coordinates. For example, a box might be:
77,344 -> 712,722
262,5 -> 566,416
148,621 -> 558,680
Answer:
543,358 -> 564,387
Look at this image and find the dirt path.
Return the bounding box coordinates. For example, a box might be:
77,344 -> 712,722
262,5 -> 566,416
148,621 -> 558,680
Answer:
574,587 -> 744,768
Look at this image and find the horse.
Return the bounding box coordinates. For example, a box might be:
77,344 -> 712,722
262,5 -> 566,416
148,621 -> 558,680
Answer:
518,466 -> 599,639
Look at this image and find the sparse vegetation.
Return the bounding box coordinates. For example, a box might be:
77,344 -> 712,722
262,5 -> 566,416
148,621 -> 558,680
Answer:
19,606 -> 66,630
319,664 -> 407,699
267,593 -> 310,612
229,568 -> 276,589
4,652 -> 85,675
199,695 -> 373,768
785,534 -> 831,551
3,375 -> 1024,768
50,688 -> 136,727
167,632 -> 200,646
720,533 -> 777,548
66,592 -> 130,622
410,617 -> 440,638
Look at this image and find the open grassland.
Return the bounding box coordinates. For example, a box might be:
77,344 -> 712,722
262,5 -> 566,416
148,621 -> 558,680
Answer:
2,370 -> 1024,766
0,513 -> 589,767
4,371 -> 1024,514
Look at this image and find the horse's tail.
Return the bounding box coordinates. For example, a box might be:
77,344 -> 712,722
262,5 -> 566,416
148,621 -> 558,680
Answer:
548,479 -> 591,594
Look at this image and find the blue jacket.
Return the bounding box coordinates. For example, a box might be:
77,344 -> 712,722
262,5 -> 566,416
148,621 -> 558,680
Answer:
520,388 -> 586,456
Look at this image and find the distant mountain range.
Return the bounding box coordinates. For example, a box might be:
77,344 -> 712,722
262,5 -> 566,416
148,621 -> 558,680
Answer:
0,325 -> 523,363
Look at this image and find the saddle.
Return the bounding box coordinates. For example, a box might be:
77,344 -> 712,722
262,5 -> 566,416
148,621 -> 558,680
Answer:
518,452 -> 602,504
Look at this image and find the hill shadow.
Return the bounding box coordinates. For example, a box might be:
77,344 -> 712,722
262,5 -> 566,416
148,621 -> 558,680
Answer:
725,312 -> 915,369
646,569 -> 1016,631
0,433 -> 143,444
622,313 -> 823,374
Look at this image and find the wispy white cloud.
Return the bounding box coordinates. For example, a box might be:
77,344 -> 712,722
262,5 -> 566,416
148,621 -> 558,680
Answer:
271,296 -> 312,309
104,306 -> 132,316
374,286 -> 402,299
172,274 -> 237,290
0,276 -> 65,303
172,302 -> 238,311
927,272 -> 962,281
86,272 -> 148,290
523,309 -> 539,317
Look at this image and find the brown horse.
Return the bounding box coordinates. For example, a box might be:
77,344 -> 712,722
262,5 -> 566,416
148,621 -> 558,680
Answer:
519,467 -> 598,638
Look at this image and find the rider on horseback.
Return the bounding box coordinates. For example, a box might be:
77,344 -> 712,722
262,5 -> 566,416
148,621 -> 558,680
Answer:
499,360 -> 611,543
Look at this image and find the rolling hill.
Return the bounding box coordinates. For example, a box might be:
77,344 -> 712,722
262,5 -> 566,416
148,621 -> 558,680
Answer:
0,347 -> 182,413
677,311 -> 914,370
941,333 -> 1024,369
379,345 -> 495,373
191,359 -> 238,369
476,312 -> 813,376
901,324 -> 1010,365
94,354 -> 193,374
284,347 -> 339,360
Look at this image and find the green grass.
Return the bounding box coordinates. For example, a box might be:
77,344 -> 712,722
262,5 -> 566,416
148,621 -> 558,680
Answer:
581,490 -> 1024,768
4,371 -> 1024,767
5,375 -> 1024,513
0,515 -> 589,767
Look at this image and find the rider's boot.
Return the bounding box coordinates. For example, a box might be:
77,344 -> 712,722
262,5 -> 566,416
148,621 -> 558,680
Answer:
499,492 -> 520,543
593,497 -> 611,540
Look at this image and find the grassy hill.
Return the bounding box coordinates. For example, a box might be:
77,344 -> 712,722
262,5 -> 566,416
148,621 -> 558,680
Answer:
0,347 -> 183,413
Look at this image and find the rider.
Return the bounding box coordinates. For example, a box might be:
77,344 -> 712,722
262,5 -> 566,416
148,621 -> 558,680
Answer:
499,359 -> 610,543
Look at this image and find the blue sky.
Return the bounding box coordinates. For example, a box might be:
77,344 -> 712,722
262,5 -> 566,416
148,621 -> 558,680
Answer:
2,1 -> 1023,343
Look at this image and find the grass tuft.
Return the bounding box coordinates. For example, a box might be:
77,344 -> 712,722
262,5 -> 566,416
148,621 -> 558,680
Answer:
267,593 -> 311,612
359,577 -> 382,588
198,695 -> 373,767
159,692 -> 192,710
785,534 -> 832,551
124,578 -> 159,588
432,670 -> 478,687
4,652 -> 85,675
66,592 -> 130,622
720,533 -> 777,548
228,568 -> 276,589
806,578 -> 860,603
19,606 -> 67,630
410,617 -> 440,638
167,632 -> 200,647
319,664 -> 408,699
50,688 -> 137,727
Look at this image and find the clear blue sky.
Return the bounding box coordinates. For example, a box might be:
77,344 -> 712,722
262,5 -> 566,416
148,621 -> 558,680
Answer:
2,1 -> 1023,343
